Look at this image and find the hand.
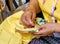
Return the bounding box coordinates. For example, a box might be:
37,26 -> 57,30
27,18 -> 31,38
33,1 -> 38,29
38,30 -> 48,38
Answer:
20,0 -> 41,27
21,10 -> 36,27
34,23 -> 57,36
0,0 -> 5,10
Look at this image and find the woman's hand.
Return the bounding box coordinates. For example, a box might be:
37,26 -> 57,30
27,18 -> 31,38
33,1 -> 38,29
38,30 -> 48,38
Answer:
20,0 -> 41,27
21,10 -> 36,27
34,23 -> 60,36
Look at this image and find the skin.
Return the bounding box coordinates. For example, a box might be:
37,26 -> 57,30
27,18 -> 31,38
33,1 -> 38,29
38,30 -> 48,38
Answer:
21,0 -> 60,36
21,0 -> 41,27
0,0 -> 5,11
34,23 -> 60,36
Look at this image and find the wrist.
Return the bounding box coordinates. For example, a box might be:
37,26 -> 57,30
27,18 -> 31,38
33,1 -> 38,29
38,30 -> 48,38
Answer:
25,5 -> 37,14
53,23 -> 60,33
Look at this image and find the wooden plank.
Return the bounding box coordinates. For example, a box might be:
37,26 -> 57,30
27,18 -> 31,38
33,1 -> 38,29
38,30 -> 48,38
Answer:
19,0 -> 23,6
14,3 -> 29,13
0,10 -> 3,24
8,0 -> 15,13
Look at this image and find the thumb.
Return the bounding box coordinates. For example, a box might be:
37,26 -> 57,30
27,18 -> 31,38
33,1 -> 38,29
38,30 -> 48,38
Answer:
35,25 -> 45,30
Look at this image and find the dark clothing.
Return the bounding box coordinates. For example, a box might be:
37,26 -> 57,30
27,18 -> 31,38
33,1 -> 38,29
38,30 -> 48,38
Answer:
26,0 -> 29,3
29,12 -> 60,44
29,36 -> 60,44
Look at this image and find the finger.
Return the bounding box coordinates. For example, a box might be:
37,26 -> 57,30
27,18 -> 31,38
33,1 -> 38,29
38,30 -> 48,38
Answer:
39,25 -> 46,29
21,14 -> 30,26
35,25 -> 45,30
34,29 -> 47,35
31,13 -> 36,23
39,35 -> 48,36
26,15 -> 34,26
34,34 -> 47,36
38,34 -> 48,36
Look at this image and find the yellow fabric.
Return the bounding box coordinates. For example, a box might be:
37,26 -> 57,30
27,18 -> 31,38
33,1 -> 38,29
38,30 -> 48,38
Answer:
38,0 -> 60,23
0,11 -> 36,44
15,17 -> 44,33
0,0 -> 60,44
15,21 -> 37,33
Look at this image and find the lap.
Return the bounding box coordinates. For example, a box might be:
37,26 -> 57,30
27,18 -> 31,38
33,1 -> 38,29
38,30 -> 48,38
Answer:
29,36 -> 60,44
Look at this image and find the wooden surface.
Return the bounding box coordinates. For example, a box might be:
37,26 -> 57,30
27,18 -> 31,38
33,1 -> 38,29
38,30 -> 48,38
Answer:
14,3 -> 29,12
8,0 -> 15,13
8,0 -> 23,13
19,0 -> 23,6
0,10 -> 3,24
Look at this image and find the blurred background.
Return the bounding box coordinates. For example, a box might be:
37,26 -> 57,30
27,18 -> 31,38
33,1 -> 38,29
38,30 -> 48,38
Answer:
0,0 -> 29,23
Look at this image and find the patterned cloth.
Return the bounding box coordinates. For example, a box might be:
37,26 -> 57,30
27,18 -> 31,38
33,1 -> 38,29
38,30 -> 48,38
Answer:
29,36 -> 60,44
